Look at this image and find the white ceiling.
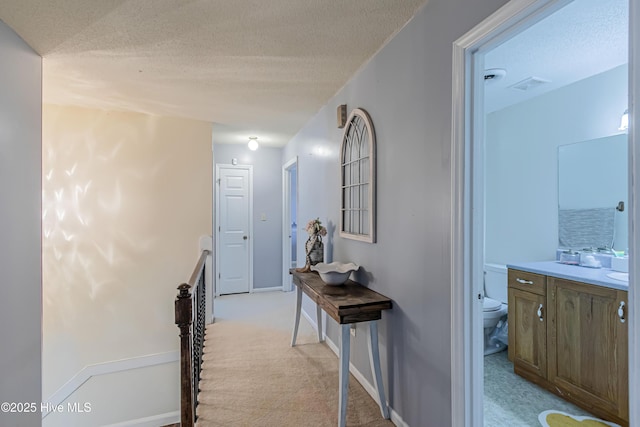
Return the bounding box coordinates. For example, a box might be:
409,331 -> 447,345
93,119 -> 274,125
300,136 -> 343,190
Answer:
484,0 -> 628,113
0,0 -> 429,146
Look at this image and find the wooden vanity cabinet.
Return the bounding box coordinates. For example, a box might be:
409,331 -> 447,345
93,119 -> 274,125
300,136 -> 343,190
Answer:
507,269 -> 547,381
547,277 -> 628,425
508,269 -> 628,426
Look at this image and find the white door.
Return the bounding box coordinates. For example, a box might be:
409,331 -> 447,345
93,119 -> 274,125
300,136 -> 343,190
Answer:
282,158 -> 298,291
216,165 -> 252,295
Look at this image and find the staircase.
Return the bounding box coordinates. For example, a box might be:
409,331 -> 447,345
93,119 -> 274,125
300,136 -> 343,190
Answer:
186,292 -> 395,427
174,250 -> 209,427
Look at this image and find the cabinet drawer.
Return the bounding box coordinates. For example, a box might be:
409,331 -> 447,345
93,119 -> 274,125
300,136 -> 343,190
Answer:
508,269 -> 546,296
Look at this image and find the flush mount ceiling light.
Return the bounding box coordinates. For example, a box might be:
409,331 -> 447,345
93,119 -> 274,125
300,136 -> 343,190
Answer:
248,136 -> 259,151
483,68 -> 506,84
619,109 -> 629,131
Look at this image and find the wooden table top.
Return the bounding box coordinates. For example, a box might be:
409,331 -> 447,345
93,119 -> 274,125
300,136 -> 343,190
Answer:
291,270 -> 392,324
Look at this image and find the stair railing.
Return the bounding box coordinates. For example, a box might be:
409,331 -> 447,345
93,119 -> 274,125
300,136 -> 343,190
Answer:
175,249 -> 210,427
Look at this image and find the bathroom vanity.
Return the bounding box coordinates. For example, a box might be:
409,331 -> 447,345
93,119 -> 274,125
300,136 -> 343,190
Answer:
507,262 -> 628,426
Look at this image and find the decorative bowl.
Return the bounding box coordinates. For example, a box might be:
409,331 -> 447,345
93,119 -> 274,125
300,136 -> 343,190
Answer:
311,262 -> 359,285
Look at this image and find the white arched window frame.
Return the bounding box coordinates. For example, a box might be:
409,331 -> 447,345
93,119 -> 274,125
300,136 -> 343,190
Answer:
340,108 -> 376,243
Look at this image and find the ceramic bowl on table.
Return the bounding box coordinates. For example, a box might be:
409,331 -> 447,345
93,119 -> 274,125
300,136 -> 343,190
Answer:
311,262 -> 359,285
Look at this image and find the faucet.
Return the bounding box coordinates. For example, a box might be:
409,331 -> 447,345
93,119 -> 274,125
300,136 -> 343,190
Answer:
596,246 -> 615,255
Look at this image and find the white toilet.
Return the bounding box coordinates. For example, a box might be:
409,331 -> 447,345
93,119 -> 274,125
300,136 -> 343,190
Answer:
483,263 -> 508,355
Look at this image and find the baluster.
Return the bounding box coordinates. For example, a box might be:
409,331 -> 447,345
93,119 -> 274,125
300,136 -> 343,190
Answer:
175,249 -> 210,427
175,283 -> 194,427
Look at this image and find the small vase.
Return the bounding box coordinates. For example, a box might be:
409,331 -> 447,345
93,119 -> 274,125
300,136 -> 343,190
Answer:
307,234 -> 324,266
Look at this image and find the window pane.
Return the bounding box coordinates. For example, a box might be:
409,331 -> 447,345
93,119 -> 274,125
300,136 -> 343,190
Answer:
350,210 -> 356,234
344,163 -> 351,186
351,158 -> 357,185
343,209 -> 349,232
362,183 -> 368,209
351,184 -> 357,211
352,140 -> 358,159
360,157 -> 369,184
353,212 -> 357,233
361,133 -> 369,157
344,187 -> 350,209
362,209 -> 369,233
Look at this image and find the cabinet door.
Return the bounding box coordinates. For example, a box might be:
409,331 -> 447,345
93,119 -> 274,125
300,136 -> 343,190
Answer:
508,287 -> 547,379
547,277 -> 628,423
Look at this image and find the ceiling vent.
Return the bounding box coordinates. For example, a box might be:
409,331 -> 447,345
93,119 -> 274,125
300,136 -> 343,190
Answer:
509,76 -> 550,91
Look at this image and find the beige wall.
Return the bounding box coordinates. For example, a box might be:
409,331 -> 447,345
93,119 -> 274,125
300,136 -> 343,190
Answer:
42,105 -> 212,415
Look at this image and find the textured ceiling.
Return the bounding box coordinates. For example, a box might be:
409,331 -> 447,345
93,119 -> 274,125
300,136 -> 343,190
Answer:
484,0 -> 628,113
0,0 -> 429,146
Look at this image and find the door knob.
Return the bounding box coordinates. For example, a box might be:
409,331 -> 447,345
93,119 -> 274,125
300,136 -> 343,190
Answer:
243,235 -> 248,240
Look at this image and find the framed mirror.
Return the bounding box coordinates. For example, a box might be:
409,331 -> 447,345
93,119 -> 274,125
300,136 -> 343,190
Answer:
558,134 -> 627,250
340,108 -> 376,243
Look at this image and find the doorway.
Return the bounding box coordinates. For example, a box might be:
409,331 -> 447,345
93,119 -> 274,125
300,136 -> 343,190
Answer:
282,157 -> 298,292
451,0 -> 638,425
215,164 -> 253,295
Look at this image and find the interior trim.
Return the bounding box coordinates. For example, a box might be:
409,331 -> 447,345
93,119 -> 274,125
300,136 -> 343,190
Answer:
42,351 -> 179,419
102,411 -> 179,427
451,1 -> 578,426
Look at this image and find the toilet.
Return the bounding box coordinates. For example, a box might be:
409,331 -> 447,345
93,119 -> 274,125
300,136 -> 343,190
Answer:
483,263 -> 508,355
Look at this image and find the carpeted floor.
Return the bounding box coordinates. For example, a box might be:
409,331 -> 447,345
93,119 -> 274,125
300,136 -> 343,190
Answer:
195,294 -> 393,427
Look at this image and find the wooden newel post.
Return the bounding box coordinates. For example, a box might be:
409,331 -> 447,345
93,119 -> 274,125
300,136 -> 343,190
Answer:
175,283 -> 194,427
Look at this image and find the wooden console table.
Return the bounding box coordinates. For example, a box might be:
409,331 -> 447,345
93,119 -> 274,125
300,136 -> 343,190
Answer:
290,270 -> 392,427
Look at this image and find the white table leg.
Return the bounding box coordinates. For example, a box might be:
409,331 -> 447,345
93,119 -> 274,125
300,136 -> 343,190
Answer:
368,321 -> 390,419
291,286 -> 302,347
338,324 -> 351,427
316,304 -> 324,342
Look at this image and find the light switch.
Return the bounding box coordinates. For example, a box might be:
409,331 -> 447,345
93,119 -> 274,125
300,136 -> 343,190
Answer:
260,213 -> 267,221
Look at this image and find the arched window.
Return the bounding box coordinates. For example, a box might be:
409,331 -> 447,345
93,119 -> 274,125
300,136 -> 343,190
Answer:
340,108 -> 376,243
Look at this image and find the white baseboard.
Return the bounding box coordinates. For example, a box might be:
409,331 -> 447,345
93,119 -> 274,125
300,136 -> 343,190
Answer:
301,308 -> 322,336
323,331 -> 408,427
103,411 -> 179,427
300,306 -> 407,427
43,351 -> 179,419
251,286 -> 282,293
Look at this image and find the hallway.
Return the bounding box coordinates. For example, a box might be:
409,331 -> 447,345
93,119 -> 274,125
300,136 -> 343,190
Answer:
195,292 -> 393,426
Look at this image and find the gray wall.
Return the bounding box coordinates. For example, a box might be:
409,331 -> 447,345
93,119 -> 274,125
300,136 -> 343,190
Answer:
0,20 -> 43,426
213,143 -> 283,289
485,64 -> 628,265
282,0 -> 508,424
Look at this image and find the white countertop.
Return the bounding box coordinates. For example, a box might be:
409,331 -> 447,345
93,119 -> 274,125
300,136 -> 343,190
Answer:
507,261 -> 629,291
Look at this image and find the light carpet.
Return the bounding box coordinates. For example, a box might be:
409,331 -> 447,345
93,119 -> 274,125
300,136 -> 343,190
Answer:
195,321 -> 394,427
538,410 -> 621,427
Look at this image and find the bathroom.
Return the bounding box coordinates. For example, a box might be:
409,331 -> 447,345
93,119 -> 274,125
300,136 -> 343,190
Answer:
479,0 -> 629,425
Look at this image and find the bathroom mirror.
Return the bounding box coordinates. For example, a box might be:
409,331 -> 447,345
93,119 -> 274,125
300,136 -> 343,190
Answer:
558,134 -> 628,250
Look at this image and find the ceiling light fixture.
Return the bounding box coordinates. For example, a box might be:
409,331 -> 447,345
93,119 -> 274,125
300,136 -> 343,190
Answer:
248,136 -> 259,151
619,109 -> 629,131
483,68 -> 507,84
